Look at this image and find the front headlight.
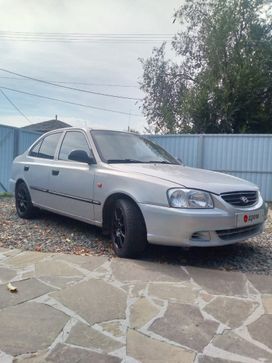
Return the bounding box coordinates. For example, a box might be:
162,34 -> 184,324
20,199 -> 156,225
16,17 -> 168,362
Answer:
167,188 -> 214,209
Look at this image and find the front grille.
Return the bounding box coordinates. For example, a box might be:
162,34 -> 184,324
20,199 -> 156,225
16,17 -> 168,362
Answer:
217,224 -> 261,241
221,191 -> 258,207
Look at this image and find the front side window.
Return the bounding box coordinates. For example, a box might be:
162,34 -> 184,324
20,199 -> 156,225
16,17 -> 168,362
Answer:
38,133 -> 61,159
91,130 -> 179,164
59,131 -> 90,161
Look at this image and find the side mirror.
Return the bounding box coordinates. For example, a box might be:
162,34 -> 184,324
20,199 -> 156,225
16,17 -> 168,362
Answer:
68,149 -> 95,164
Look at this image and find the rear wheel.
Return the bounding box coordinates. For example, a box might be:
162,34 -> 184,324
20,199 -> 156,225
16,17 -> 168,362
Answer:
15,182 -> 37,219
111,199 -> 147,258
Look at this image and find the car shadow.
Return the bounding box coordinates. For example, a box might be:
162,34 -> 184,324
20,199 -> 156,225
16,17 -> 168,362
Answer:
142,242 -> 272,274
32,210 -> 271,274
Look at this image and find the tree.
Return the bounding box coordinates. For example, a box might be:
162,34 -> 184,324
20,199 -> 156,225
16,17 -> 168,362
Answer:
140,0 -> 272,134
127,126 -> 140,133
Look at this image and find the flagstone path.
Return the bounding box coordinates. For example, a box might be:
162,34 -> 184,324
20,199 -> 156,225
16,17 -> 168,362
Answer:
0,248 -> 271,363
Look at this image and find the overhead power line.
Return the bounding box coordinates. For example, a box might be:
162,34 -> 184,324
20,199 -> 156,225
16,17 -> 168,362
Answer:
0,31 -> 173,36
0,76 -> 138,88
0,68 -> 140,101
0,31 -> 173,43
0,86 -> 143,117
0,39 -> 168,44
0,88 -> 31,124
0,32 -> 172,38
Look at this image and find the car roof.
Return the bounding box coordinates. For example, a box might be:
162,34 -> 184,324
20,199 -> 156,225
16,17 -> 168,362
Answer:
42,127 -> 136,136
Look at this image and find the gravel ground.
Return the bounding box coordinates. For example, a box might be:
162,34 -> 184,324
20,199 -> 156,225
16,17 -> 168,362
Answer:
0,197 -> 271,274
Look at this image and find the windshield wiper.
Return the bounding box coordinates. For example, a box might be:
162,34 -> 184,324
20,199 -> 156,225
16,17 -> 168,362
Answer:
107,159 -> 177,164
107,159 -> 144,164
147,160 -> 175,164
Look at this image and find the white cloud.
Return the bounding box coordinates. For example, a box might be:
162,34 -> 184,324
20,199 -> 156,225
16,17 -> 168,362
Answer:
0,0 -> 182,131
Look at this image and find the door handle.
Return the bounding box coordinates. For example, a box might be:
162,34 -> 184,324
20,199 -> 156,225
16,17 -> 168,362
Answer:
52,170 -> 59,176
24,166 -> 29,171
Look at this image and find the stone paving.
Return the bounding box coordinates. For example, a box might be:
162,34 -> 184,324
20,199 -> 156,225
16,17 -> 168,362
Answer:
0,248 -> 272,362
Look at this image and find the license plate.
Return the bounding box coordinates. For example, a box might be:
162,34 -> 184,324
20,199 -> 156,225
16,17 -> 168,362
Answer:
236,210 -> 265,227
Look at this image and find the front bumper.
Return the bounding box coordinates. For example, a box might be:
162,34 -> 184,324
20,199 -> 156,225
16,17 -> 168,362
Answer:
139,200 -> 268,247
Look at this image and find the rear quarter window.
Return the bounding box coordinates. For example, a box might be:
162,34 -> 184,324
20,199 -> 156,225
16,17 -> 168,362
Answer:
29,140 -> 42,157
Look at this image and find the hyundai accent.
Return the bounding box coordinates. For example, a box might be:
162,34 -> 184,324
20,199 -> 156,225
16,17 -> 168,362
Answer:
10,127 -> 268,257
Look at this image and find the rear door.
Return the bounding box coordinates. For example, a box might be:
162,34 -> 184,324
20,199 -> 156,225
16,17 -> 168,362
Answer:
24,132 -> 63,208
48,130 -> 96,222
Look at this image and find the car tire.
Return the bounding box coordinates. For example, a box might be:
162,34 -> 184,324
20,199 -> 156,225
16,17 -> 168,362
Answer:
111,198 -> 147,258
15,182 -> 37,219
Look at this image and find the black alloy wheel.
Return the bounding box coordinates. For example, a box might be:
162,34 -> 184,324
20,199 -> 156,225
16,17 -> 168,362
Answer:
111,198 -> 147,258
112,206 -> 126,250
15,182 -> 36,219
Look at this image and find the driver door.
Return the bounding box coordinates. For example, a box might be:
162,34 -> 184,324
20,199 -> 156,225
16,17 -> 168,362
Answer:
48,130 -> 96,222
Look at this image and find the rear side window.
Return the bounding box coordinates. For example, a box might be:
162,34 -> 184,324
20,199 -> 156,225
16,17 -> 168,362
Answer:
31,133 -> 61,159
59,131 -> 90,161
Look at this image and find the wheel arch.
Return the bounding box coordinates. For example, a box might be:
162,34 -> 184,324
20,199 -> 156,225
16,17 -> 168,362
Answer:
102,192 -> 146,235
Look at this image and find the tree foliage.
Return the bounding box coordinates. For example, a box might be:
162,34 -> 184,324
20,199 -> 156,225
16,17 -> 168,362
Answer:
140,0 -> 272,134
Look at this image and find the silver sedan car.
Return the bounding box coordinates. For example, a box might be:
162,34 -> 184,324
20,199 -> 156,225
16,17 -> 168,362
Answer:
10,127 -> 268,257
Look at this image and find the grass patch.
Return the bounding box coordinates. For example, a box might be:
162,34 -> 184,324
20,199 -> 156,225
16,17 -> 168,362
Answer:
0,192 -> 12,198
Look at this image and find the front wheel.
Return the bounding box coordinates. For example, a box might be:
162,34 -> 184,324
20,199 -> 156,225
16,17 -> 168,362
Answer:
15,182 -> 37,219
111,199 -> 147,258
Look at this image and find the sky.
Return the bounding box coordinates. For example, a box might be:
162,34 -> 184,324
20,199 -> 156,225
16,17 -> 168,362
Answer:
0,0 -> 182,132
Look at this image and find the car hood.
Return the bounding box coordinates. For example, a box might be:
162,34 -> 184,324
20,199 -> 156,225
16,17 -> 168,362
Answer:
109,164 -> 258,194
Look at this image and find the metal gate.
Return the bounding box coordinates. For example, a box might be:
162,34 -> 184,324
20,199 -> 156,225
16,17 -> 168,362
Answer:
0,125 -> 40,192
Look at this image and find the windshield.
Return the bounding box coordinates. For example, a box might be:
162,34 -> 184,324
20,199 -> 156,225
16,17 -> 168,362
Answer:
91,130 -> 179,164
